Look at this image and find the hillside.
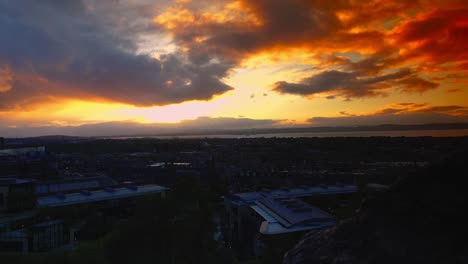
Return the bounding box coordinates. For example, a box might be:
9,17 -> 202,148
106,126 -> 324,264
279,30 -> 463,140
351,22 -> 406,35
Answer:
284,150 -> 468,264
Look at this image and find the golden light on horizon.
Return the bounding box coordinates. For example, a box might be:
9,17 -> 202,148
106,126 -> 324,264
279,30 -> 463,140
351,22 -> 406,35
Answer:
0,0 -> 467,135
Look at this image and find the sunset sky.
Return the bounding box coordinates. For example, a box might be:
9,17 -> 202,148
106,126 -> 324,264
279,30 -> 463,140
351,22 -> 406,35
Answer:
0,0 -> 467,136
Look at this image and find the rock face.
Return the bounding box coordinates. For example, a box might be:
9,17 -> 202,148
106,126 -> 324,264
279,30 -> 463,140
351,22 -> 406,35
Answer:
284,150 -> 468,264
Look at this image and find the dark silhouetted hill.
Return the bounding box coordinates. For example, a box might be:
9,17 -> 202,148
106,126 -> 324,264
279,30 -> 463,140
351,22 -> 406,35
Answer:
284,150 -> 468,264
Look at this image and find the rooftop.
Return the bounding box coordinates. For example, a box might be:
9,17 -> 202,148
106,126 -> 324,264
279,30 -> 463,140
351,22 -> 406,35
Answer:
36,175 -> 117,195
0,178 -> 35,186
0,146 -> 45,156
37,185 -> 169,207
252,197 -> 336,235
227,184 -> 357,205
257,197 -> 335,226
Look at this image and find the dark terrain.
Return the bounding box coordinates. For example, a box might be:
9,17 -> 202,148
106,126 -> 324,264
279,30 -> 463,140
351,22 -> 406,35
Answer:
285,150 -> 468,264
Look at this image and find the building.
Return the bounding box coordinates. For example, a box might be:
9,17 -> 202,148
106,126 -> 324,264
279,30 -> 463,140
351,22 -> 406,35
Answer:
0,219 -> 65,253
0,178 -> 170,253
30,219 -> 65,252
0,146 -> 46,158
37,184 -> 169,208
0,146 -> 49,179
35,175 -> 117,195
223,184 -> 357,258
253,197 -> 336,235
0,178 -> 36,213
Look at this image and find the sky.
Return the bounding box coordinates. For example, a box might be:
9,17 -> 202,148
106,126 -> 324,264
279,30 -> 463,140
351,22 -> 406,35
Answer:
0,0 -> 467,137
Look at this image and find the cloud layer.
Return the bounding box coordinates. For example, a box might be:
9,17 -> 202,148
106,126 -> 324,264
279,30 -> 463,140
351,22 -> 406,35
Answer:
0,0 -> 466,134
0,0 -> 232,110
1,103 -> 466,137
309,103 -> 468,126
154,0 -> 466,100
273,69 -> 438,99
1,0 -> 466,107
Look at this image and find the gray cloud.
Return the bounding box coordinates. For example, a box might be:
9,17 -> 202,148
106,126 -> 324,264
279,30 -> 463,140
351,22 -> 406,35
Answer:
0,0 -> 232,110
274,69 -> 438,99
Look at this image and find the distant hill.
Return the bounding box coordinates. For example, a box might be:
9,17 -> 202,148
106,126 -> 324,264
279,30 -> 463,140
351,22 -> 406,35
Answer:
156,123 -> 468,136
3,123 -> 468,139
4,135 -> 94,146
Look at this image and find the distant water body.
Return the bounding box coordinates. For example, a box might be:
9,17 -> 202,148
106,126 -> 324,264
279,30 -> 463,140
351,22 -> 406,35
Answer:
110,129 -> 468,139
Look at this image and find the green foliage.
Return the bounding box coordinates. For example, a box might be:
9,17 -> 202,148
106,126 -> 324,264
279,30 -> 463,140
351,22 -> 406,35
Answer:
102,176 -> 227,264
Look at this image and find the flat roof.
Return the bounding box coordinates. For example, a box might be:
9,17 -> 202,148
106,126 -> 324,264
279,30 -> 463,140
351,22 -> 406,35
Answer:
228,184 -> 357,204
33,219 -> 64,228
0,146 -> 45,156
37,185 -> 169,207
251,204 -> 278,223
0,178 -> 35,186
251,204 -> 336,235
36,176 -> 117,195
256,197 -> 335,228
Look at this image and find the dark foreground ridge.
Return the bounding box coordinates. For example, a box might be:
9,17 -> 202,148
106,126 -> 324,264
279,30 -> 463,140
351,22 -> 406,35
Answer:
284,150 -> 468,264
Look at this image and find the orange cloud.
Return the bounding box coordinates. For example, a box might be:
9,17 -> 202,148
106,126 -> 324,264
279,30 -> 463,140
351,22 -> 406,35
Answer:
372,103 -> 468,116
390,7 -> 468,71
153,0 -> 467,102
445,88 -> 461,93
154,0 -> 393,64
309,103 -> 468,126
0,65 -> 13,93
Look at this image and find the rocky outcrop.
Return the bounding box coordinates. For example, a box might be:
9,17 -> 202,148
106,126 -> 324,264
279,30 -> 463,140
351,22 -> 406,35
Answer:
284,150 -> 468,264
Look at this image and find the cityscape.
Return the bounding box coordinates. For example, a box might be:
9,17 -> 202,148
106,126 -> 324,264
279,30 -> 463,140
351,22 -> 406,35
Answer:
1,136 -> 467,263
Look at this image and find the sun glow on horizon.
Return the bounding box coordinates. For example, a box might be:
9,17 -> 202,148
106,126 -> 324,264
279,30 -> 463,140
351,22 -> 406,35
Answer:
0,0 -> 467,134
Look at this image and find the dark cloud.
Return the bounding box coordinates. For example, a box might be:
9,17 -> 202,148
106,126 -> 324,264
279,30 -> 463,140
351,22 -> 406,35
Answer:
273,69 -> 438,99
398,75 -> 439,93
445,88 -> 461,93
155,0 -> 396,74
0,0 -> 232,110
